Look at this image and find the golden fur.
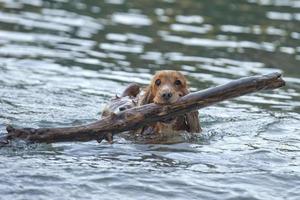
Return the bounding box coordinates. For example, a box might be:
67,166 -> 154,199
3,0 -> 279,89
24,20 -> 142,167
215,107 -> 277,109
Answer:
139,70 -> 201,135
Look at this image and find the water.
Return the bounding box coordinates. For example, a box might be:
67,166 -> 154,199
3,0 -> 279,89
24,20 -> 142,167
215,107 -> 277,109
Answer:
0,0 -> 300,199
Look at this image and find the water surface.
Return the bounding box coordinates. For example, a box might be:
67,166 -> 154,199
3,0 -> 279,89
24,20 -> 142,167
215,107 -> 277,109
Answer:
0,0 -> 300,199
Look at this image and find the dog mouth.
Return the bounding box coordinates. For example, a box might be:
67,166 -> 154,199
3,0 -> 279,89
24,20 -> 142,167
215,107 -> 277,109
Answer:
154,97 -> 179,104
155,100 -> 173,105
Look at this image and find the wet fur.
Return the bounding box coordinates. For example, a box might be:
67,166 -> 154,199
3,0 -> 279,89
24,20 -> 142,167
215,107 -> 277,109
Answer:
138,70 -> 201,134
102,71 -> 201,140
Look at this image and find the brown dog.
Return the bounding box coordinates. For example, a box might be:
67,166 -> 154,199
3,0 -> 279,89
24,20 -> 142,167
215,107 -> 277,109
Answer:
138,70 -> 201,135
102,70 -> 201,142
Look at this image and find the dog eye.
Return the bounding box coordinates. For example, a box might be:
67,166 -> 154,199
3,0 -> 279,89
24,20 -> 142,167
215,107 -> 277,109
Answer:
155,79 -> 161,86
175,80 -> 181,85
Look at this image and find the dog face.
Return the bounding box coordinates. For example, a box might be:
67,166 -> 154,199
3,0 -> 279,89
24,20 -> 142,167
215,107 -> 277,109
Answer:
139,70 -> 201,134
149,70 -> 188,104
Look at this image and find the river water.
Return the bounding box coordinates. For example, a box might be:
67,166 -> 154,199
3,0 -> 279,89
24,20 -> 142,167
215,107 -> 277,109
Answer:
0,0 -> 300,199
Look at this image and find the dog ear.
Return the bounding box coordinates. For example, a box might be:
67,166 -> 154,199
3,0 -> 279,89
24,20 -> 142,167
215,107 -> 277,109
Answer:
185,111 -> 201,133
182,87 -> 201,133
138,86 -> 155,135
140,86 -> 154,105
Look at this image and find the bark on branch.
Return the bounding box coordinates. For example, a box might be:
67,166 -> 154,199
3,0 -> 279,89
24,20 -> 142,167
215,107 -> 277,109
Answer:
3,72 -> 285,144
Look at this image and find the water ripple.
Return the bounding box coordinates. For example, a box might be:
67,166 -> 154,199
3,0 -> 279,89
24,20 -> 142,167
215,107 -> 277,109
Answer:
0,0 -> 300,199
112,12 -> 152,26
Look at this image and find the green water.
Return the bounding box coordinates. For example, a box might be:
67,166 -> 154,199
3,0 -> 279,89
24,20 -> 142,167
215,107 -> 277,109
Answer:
0,0 -> 299,199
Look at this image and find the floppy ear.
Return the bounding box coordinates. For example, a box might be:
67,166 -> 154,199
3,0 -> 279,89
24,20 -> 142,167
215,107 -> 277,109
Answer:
182,86 -> 201,133
140,86 -> 154,105
185,111 -> 201,133
137,86 -> 155,135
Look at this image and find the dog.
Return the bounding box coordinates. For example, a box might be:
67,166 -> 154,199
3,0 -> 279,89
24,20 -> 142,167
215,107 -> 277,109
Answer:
137,70 -> 201,135
101,70 -> 201,142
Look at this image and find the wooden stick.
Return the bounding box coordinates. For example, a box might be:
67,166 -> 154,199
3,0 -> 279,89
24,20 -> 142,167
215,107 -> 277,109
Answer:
3,72 -> 285,144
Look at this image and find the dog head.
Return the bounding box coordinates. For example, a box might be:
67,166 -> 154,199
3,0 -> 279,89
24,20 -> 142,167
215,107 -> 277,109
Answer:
139,70 -> 201,134
142,70 -> 189,104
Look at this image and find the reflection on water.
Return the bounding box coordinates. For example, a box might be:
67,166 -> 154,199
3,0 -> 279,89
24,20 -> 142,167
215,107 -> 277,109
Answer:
0,0 -> 300,199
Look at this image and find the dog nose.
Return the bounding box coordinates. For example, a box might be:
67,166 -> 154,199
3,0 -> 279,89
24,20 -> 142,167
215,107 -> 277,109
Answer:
162,92 -> 172,100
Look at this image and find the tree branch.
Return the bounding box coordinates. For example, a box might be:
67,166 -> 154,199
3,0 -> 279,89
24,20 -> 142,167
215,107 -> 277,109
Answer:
3,72 -> 285,144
